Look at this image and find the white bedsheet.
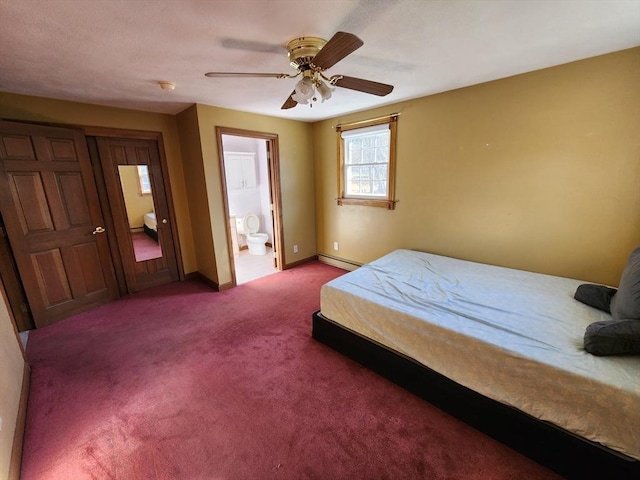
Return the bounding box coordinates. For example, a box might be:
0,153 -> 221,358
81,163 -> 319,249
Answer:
320,249 -> 640,460
144,212 -> 157,231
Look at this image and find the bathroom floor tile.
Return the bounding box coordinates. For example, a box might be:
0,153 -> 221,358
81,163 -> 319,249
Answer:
234,247 -> 278,284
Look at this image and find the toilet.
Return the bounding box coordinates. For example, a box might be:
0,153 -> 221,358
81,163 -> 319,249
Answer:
236,213 -> 268,255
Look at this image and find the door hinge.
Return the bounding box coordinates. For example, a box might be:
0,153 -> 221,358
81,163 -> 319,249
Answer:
0,226 -> 5,238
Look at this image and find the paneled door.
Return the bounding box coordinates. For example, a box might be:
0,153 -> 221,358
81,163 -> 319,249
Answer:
0,121 -> 118,328
95,137 -> 179,292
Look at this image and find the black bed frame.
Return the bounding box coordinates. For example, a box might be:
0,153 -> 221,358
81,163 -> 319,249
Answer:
143,224 -> 158,242
312,311 -> 639,480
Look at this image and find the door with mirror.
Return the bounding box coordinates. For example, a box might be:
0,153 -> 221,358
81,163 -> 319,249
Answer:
95,137 -> 179,292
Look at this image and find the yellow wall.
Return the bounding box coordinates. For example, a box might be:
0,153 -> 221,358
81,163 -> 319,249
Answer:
176,105 -> 218,282
119,166 -> 155,229
183,103 -> 315,286
0,283 -> 26,480
0,93 -> 196,274
313,48 -> 640,286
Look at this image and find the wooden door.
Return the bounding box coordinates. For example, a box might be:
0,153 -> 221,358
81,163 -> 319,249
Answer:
96,137 -> 179,292
0,121 -> 118,328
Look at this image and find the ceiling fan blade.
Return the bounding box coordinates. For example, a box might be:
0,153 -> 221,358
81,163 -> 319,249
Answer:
311,31 -> 363,71
205,72 -> 289,78
281,91 -> 298,109
334,76 -> 394,96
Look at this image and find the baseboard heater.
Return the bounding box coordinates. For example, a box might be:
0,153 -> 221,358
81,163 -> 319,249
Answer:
312,311 -> 639,480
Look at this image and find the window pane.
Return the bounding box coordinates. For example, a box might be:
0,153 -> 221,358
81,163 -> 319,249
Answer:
137,165 -> 151,194
375,148 -> 389,163
362,148 -> 374,163
373,181 -> 387,195
375,133 -> 389,147
346,165 -> 358,195
374,165 -> 388,181
350,147 -> 362,164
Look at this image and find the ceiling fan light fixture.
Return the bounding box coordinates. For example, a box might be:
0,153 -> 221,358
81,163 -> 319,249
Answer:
317,79 -> 333,102
294,76 -> 314,100
291,92 -> 309,104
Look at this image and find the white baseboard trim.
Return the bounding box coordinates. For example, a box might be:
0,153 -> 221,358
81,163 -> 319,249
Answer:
317,254 -> 361,271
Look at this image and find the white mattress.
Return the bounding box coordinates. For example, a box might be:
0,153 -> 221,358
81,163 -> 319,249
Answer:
144,212 -> 157,231
320,249 -> 640,460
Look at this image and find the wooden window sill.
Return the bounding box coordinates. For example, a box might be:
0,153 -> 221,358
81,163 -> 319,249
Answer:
337,197 -> 396,210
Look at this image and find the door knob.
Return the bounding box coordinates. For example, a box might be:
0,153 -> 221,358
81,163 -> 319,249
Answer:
162,218 -> 168,224
92,226 -> 106,235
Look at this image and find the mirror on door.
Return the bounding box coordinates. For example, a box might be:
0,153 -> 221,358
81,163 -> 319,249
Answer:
117,165 -> 163,262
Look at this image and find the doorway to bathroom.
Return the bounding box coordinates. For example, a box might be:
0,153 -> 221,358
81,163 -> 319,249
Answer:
216,127 -> 283,285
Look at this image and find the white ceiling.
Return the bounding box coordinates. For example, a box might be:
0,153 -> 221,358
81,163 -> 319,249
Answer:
1,0 -> 639,122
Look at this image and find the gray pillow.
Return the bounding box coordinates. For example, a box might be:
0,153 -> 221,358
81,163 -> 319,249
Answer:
574,284 -> 617,313
610,246 -> 640,321
583,319 -> 640,356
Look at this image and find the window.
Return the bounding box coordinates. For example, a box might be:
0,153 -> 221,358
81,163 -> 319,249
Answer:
337,114 -> 398,209
137,165 -> 152,195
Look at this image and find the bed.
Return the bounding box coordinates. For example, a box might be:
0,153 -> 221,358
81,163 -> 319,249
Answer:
313,249 -> 640,479
143,212 -> 158,241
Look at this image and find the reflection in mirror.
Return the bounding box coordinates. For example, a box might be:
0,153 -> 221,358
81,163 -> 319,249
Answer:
118,165 -> 163,262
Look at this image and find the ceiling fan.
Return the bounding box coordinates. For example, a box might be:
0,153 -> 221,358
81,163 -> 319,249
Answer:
205,31 -> 394,110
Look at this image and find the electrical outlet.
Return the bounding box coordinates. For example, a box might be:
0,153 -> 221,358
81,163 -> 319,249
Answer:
293,244 -> 298,254
333,242 -> 339,251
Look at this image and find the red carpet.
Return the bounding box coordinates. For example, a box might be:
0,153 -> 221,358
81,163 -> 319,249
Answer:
132,232 -> 162,262
22,262 -> 561,479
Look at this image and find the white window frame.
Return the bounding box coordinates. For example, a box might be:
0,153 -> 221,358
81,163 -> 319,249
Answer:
337,114 -> 398,210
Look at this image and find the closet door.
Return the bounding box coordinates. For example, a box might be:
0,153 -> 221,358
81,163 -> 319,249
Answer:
96,137 -> 179,292
0,121 -> 118,328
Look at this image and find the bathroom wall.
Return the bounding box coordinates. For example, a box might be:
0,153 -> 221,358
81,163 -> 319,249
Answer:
222,135 -> 274,245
